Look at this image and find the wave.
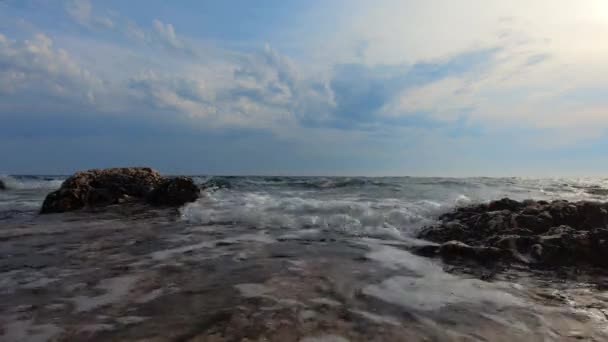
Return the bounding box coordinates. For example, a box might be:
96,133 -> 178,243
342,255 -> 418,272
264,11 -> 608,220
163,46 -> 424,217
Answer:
0,175 -> 64,191
180,189 -> 465,239
193,176 -> 400,191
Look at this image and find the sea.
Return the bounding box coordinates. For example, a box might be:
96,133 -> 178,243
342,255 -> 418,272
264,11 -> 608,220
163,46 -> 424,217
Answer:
1,175 -> 608,341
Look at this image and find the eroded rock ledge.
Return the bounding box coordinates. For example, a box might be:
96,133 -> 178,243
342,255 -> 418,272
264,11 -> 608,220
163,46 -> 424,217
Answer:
40,167 -> 199,214
417,198 -> 608,267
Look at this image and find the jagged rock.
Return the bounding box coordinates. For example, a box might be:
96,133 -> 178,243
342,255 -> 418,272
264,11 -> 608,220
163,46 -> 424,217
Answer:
418,198 -> 608,268
488,198 -> 523,212
486,234 -> 539,251
41,167 -> 165,213
439,241 -> 509,263
146,177 -> 199,206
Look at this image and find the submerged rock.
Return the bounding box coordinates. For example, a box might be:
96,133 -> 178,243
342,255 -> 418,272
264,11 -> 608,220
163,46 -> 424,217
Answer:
146,176 -> 199,206
40,167 -> 198,213
418,198 -> 608,268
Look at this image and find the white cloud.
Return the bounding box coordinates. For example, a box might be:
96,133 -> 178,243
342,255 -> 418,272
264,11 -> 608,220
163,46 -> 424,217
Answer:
0,33 -> 104,112
5,0 -> 608,148
66,0 -> 114,29
334,0 -> 608,141
152,20 -> 182,49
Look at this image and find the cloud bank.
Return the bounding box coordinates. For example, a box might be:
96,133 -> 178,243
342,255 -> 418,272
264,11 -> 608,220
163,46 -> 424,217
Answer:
1,0 -> 607,175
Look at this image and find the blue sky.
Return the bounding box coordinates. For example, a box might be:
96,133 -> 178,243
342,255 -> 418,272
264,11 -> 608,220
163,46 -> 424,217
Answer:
1,0 -> 608,176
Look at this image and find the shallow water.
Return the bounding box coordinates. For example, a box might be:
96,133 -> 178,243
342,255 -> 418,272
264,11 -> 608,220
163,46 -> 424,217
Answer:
1,176 -> 608,341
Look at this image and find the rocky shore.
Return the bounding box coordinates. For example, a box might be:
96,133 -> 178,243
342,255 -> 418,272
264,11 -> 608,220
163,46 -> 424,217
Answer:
40,167 -> 199,214
417,198 -> 608,269
3,174 -> 608,340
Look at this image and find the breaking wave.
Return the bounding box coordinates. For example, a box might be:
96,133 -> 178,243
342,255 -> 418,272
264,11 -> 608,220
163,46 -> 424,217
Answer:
0,175 -> 64,191
182,176 -> 608,238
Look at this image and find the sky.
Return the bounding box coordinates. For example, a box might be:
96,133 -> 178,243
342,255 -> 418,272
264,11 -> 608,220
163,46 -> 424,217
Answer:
1,0 -> 608,176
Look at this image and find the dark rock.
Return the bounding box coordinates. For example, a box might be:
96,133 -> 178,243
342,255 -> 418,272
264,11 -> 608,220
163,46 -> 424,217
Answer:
486,234 -> 539,251
0,179 -> 5,190
439,241 -> 509,263
411,244 -> 440,257
146,176 -> 199,206
578,202 -> 608,228
418,222 -> 469,244
513,214 -> 553,233
417,198 -> 608,269
488,198 -> 523,212
41,167 -> 164,213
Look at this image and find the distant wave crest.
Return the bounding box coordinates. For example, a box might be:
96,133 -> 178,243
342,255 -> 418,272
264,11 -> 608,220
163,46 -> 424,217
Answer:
0,175 -> 64,191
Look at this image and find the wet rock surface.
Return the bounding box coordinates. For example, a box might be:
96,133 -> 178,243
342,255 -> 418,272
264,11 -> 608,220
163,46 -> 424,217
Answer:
40,168 -> 199,213
2,205 -> 608,341
146,176 -> 200,207
418,198 -> 608,268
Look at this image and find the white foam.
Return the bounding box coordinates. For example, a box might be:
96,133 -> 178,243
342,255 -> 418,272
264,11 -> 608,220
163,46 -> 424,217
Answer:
150,241 -> 215,261
363,245 -> 522,311
349,309 -> 401,326
300,335 -> 350,342
219,232 -> 277,244
234,283 -> 273,298
0,175 -> 63,191
0,318 -> 62,342
310,297 -> 342,307
363,275 -> 522,311
71,274 -> 140,312
181,190 -> 449,237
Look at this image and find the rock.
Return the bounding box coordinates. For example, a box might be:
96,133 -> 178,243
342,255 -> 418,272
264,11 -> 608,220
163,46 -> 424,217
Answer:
439,241 -> 509,263
41,167 -> 164,213
417,198 -> 608,269
486,234 -> 539,251
0,179 -> 5,190
411,244 -> 440,257
513,214 -> 553,233
488,198 -> 523,212
146,176 -> 199,206
418,222 -> 469,244
578,202 -> 608,228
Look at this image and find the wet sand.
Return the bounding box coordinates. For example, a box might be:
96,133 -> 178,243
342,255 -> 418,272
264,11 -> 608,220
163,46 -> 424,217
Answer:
1,205 -> 608,341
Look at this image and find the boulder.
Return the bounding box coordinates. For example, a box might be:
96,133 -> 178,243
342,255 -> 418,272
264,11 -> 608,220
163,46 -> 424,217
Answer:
41,167 -> 165,213
146,176 -> 199,206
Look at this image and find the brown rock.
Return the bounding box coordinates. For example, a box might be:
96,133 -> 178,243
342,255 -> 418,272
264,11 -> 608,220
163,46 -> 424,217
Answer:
146,176 -> 200,206
40,167 -> 164,213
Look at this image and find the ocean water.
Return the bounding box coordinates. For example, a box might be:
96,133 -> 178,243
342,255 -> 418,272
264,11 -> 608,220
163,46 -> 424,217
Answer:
3,174 -> 607,232
2,175 -> 608,341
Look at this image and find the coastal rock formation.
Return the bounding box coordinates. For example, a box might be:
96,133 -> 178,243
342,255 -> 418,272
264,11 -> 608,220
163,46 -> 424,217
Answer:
418,198 -> 608,267
40,167 -> 199,213
146,176 -> 200,206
